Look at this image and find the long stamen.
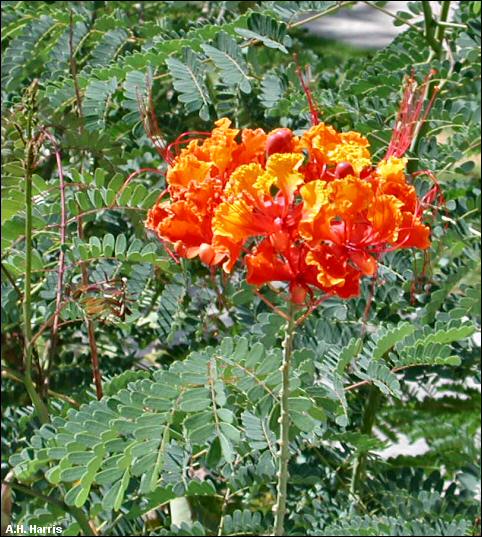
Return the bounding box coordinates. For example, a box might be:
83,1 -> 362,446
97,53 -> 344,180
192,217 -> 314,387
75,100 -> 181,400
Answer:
137,87 -> 170,163
165,131 -> 212,159
294,54 -> 320,126
385,69 -> 439,159
112,168 -> 165,208
412,169 -> 448,229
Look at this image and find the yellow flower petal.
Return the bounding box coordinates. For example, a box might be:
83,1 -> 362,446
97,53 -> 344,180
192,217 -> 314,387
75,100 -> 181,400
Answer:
327,143 -> 371,174
377,156 -> 408,183
259,152 -> 304,201
300,180 -> 329,222
224,163 -> 264,198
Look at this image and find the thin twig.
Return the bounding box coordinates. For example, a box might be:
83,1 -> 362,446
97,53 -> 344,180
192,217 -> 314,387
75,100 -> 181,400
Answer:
110,167 -> 165,208
435,1 -> 451,55
213,353 -> 279,402
217,487 -> 232,536
344,365 -> 411,392
78,217 -> 103,400
7,481 -> 96,535
86,318 -> 103,399
22,81 -> 50,424
1,263 -> 22,297
216,2 -> 227,25
350,385 -> 382,504
362,1 -> 423,33
66,205 -> 147,227
153,2 -> 355,80
42,130 -> 67,394
422,1 -> 441,55
295,295 -> 330,326
289,1 -> 355,30
69,11 -> 83,120
273,303 -> 296,536
437,20 -> 465,29
2,369 -> 80,408
254,289 -> 290,321
30,299 -> 68,347
1,470 -> 14,533
68,13 -> 102,400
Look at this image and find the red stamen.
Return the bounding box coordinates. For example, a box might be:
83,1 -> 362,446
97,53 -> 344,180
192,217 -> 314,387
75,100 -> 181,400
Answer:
137,86 -> 170,163
162,241 -> 181,264
412,169 -> 448,230
385,69 -> 439,159
112,167 -> 165,208
165,131 -> 212,160
294,54 -> 320,126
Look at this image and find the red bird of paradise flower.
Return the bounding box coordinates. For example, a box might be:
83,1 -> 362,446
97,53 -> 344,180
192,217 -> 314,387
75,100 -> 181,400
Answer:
145,67 -> 441,309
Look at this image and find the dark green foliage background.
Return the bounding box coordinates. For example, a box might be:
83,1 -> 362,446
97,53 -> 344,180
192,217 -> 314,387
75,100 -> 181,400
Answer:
1,1 -> 481,535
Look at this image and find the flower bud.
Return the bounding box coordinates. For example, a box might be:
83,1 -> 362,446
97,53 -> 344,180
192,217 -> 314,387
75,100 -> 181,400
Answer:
290,283 -> 307,304
334,161 -> 355,179
266,128 -> 293,156
198,243 -> 216,265
360,165 -> 374,179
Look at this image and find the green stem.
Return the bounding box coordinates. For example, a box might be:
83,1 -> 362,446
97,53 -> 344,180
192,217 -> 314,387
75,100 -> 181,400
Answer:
22,93 -> 49,424
8,482 -> 94,535
362,1 -> 423,33
350,385 -> 382,503
273,303 -> 296,536
2,368 -> 79,408
435,1 -> 451,55
70,506 -> 97,536
422,1 -> 441,55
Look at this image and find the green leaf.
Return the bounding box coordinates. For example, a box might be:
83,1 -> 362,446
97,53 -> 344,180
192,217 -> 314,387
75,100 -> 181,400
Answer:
166,48 -> 211,120
235,13 -> 292,53
84,77 -> 118,130
102,233 -> 115,257
115,233 -> 127,258
202,32 -> 251,93
372,323 -> 415,359
219,432 -> 234,463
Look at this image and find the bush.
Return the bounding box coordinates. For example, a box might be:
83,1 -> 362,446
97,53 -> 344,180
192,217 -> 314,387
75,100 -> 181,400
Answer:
1,1 -> 480,535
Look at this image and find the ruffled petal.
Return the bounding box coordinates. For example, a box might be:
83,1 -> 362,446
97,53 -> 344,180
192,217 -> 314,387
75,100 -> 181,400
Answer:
395,213 -> 431,249
224,163 -> 264,198
246,240 -> 294,286
260,152 -> 304,202
367,194 -> 404,244
166,153 -> 212,189
305,245 -> 361,298
376,156 -> 408,183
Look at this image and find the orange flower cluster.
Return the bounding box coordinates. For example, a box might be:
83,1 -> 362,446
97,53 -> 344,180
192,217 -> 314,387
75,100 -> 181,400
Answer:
146,116 -> 431,304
